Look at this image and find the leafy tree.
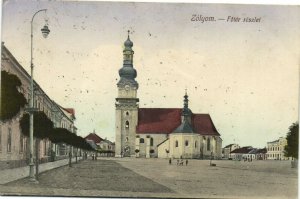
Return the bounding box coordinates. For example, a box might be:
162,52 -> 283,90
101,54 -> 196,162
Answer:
284,122 -> 299,159
19,111 -> 54,139
1,71 -> 27,120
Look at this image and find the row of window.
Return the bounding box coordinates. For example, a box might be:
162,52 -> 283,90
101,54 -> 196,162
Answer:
0,127 -> 49,155
174,139 -> 211,150
138,137 -> 212,151
268,146 -> 282,151
267,153 -> 283,158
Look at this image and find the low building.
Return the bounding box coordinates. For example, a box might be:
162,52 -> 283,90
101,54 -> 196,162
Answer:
1,43 -> 77,169
266,137 -> 289,160
230,146 -> 253,161
84,130 -> 103,150
84,131 -> 115,157
223,144 -> 240,159
255,148 -> 267,160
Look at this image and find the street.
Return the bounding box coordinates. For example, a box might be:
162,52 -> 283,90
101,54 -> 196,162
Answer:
0,158 -> 297,198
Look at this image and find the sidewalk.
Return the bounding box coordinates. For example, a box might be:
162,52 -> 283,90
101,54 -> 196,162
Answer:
0,157 -> 83,184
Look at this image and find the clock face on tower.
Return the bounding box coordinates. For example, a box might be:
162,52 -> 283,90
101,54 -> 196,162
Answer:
125,85 -> 130,91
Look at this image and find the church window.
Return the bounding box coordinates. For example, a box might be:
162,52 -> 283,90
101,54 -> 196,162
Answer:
20,134 -> 24,153
125,121 -> 129,129
150,138 -> 154,146
44,140 -> 47,156
175,140 -> 178,147
7,128 -> 12,153
207,138 -> 211,151
185,140 -> 189,146
195,141 -> 197,148
126,137 -> 128,142
0,127 -> 2,151
140,138 -> 144,143
126,111 -> 129,116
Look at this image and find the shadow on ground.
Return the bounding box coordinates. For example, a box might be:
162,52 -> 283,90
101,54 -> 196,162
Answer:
6,160 -> 174,193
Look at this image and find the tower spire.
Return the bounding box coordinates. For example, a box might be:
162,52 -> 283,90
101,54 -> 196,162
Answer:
182,90 -> 192,123
117,31 -> 138,88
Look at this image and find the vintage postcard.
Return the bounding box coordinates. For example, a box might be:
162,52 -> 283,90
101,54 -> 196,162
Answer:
0,0 -> 299,198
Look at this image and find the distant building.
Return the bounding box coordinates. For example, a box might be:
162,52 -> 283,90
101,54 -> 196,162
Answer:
230,146 -> 253,160
223,144 -> 240,159
100,139 -> 115,151
1,43 -> 77,169
255,148 -> 267,160
266,137 -> 289,160
84,131 -> 103,149
84,131 -> 115,155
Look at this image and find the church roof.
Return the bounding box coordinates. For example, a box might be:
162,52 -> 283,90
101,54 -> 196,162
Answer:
173,120 -> 195,134
137,108 -> 220,136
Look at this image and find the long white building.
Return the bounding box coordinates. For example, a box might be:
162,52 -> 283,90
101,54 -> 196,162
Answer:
1,43 -> 77,169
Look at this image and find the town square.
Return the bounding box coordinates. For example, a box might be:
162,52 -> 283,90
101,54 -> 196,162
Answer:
0,1 -> 299,198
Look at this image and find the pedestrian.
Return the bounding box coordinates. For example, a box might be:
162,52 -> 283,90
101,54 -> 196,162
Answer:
180,159 -> 184,166
169,158 -> 172,165
186,159 -> 188,166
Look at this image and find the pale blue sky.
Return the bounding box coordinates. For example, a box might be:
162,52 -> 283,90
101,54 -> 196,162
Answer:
1,0 -> 299,147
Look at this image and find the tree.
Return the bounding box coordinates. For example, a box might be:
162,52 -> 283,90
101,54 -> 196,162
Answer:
284,122 -> 299,159
1,71 -> 27,120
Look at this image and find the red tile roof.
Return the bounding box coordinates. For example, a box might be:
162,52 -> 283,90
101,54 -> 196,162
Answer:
230,146 -> 253,154
137,108 -> 220,136
63,108 -> 75,116
84,133 -> 103,144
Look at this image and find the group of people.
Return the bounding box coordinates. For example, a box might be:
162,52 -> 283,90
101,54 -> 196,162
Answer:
91,153 -> 97,160
169,158 -> 188,166
243,157 -> 253,162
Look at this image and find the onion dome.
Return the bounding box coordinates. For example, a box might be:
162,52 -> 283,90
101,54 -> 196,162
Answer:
117,30 -> 138,88
119,66 -> 137,79
124,37 -> 133,49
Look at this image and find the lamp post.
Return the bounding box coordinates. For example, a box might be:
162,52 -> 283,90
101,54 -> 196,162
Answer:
28,9 -> 50,182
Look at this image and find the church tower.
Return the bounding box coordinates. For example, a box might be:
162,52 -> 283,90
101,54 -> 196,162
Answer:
115,31 -> 139,157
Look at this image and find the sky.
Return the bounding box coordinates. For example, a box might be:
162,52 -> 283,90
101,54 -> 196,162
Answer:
1,0 -> 299,148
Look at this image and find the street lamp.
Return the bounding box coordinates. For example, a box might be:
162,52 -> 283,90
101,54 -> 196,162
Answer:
28,9 -> 50,182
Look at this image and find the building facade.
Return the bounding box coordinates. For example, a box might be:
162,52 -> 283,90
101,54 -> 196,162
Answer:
266,137 -> 289,160
1,43 -> 76,169
115,33 -> 222,159
223,144 -> 240,159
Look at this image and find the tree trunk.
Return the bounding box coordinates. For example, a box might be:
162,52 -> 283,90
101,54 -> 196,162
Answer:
35,138 -> 39,180
75,148 -> 78,163
69,145 -> 72,167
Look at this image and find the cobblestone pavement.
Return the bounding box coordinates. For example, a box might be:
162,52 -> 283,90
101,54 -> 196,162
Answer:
1,159 -> 175,198
116,158 -> 298,199
0,158 -> 297,198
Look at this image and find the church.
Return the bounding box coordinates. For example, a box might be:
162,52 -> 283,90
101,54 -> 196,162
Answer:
115,32 -> 222,159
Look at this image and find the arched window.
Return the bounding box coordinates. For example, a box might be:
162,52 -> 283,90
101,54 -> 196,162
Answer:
44,140 -> 47,155
126,111 -> 129,116
125,121 -> 129,129
185,140 -> 189,146
0,127 -> 2,150
140,138 -> 144,143
20,134 -> 24,152
7,128 -> 12,152
207,138 -> 210,151
175,140 -> 178,147
195,141 -> 197,148
126,137 -> 129,142
150,138 -> 154,146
